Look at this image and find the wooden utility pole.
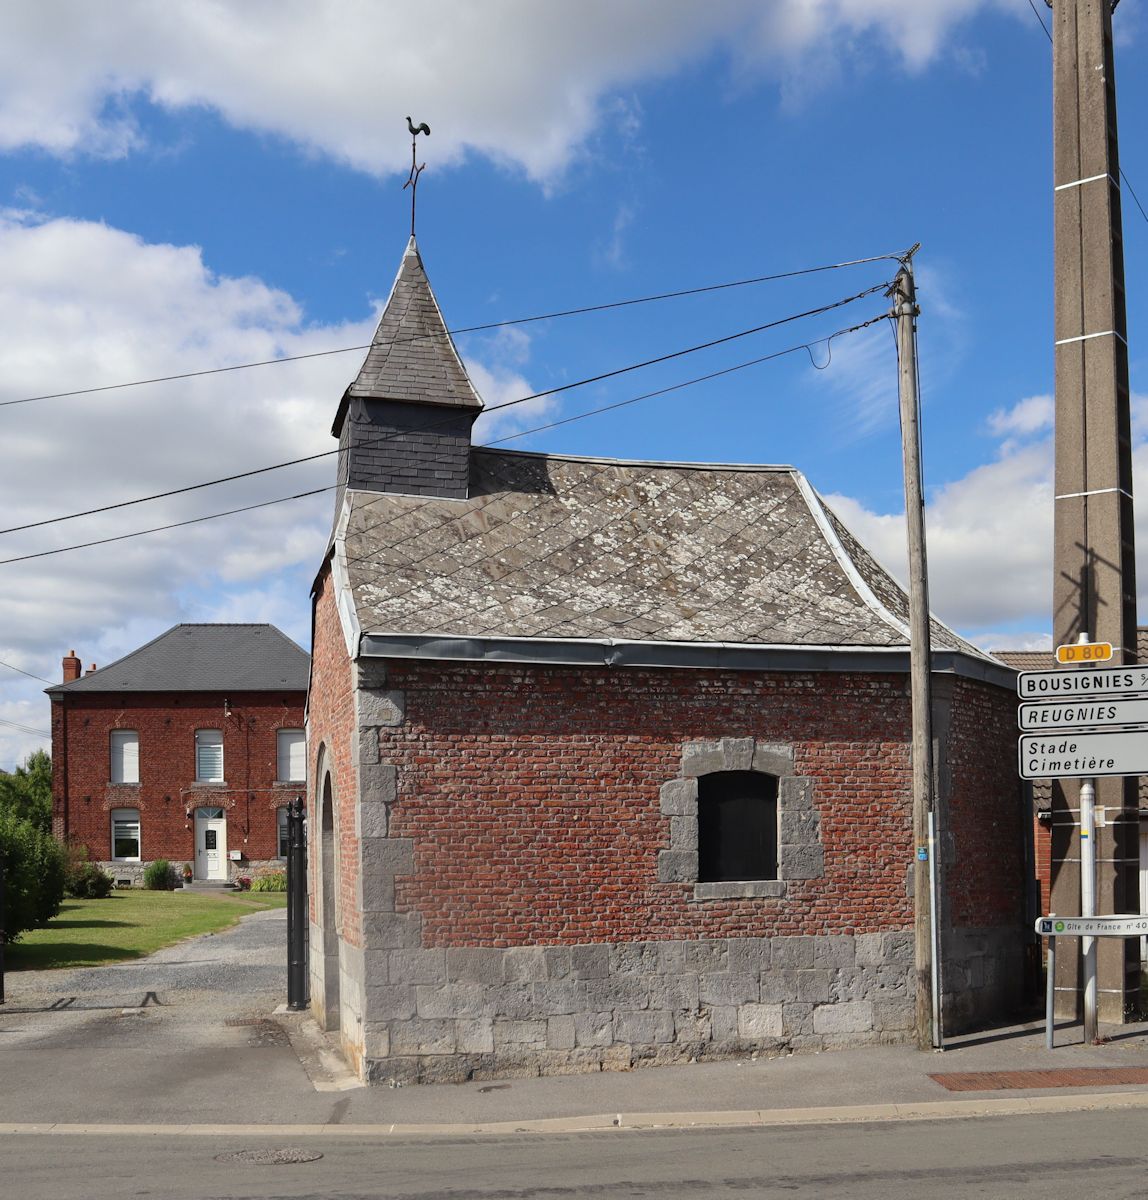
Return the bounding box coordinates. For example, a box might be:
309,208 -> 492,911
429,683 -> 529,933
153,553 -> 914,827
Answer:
892,256 -> 942,1050
1049,0 -> 1138,1025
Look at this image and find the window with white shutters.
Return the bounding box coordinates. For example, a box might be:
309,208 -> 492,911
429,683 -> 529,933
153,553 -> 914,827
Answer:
110,730 -> 139,784
195,729 -> 224,782
276,729 -> 305,783
111,808 -> 141,860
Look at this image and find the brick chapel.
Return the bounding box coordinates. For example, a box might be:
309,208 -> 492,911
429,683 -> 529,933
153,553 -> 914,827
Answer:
306,236 -> 1028,1084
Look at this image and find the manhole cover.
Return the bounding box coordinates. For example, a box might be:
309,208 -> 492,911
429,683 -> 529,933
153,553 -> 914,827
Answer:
214,1148 -> 323,1166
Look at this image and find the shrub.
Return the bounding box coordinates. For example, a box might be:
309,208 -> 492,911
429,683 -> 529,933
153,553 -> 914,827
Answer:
250,871 -> 287,892
142,858 -> 175,890
67,861 -> 114,899
0,810 -> 67,943
234,875 -> 252,891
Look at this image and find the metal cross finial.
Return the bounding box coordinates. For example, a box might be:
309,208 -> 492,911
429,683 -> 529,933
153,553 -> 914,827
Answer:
403,116 -> 431,239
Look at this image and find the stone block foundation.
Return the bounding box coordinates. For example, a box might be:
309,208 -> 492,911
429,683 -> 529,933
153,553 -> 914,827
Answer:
361,931 -> 922,1085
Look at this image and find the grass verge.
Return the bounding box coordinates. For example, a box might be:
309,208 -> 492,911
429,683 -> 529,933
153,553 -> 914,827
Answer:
5,889 -> 288,971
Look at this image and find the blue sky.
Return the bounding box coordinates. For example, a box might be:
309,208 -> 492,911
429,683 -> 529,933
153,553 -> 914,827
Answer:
0,0 -> 1145,768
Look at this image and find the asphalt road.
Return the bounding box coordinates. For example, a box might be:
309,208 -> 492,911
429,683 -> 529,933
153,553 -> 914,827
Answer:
4,1109 -> 1147,1200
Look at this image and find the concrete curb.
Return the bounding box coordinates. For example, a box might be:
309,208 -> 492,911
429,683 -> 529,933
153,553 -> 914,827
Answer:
1,1089 -> 1145,1138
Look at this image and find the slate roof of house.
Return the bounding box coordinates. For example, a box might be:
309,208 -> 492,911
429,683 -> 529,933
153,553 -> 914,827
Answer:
336,448 -> 997,667
47,624 -> 309,694
331,237 -> 481,438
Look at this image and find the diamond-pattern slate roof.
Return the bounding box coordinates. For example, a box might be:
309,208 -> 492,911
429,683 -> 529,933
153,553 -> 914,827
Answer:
334,237 -> 481,434
47,624 -> 310,693
340,449 -> 991,658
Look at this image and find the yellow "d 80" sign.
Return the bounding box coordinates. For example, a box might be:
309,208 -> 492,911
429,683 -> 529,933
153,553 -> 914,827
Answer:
1056,641 -> 1114,664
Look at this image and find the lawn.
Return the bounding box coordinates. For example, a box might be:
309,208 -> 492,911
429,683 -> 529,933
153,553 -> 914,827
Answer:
5,889 -> 288,971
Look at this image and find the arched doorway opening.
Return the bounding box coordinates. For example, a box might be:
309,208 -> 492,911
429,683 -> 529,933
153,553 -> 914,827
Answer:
320,771 -> 341,1032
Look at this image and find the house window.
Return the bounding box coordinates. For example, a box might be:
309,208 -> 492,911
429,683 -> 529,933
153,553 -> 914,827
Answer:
111,808 -> 141,861
276,729 -> 306,783
195,729 -> 224,782
697,771 -> 778,883
109,729 -> 139,784
278,806 -> 289,858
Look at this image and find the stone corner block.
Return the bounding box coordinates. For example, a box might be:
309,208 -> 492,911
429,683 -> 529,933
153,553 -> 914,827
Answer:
359,761 -> 397,805
357,689 -> 406,728
358,725 -> 381,765
657,849 -> 698,884
362,911 -> 422,950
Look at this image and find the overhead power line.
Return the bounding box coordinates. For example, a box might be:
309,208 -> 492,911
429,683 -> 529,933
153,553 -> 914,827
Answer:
0,281 -> 891,539
1026,0 -> 1148,228
0,659 -> 53,685
0,307 -> 892,569
0,715 -> 51,738
0,251 -> 907,410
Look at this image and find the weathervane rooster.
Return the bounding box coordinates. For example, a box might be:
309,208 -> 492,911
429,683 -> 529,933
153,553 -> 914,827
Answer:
403,116 -> 431,238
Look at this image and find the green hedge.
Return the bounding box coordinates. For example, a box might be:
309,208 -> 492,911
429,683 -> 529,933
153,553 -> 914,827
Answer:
0,811 -> 67,943
143,858 -> 175,890
251,871 -> 287,892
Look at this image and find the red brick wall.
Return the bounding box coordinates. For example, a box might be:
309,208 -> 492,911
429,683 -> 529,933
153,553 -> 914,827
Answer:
1034,814 -> 1052,915
375,662 -> 926,947
943,677 -> 1026,929
51,688 -> 304,864
308,565 -> 361,944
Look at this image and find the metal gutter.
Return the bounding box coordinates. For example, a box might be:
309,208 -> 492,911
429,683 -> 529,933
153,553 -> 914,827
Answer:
357,631 -> 1017,689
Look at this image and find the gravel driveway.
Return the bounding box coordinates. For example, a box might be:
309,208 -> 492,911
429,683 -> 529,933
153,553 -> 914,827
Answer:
0,906 -> 343,1124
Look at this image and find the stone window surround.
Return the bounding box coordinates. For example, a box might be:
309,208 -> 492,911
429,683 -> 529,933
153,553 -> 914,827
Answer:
657,738 -> 824,900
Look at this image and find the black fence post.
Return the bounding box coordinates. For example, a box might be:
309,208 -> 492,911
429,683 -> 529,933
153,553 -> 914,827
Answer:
286,795 -> 308,1010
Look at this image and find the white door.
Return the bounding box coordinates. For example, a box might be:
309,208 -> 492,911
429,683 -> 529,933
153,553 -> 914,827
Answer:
195,807 -> 228,881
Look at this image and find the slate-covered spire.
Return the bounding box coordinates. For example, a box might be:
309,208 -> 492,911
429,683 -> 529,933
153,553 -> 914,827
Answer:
332,237 -> 483,502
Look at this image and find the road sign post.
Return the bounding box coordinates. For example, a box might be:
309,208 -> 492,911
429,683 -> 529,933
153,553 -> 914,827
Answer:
1034,916 -> 1148,1049
1017,655 -> 1148,1041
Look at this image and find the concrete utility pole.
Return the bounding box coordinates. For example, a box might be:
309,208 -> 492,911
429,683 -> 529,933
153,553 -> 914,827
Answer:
1048,0 -> 1138,1025
892,255 -> 943,1051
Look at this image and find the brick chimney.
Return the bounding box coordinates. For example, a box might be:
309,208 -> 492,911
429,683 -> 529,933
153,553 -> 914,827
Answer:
85,662 -> 97,676
62,650 -> 81,683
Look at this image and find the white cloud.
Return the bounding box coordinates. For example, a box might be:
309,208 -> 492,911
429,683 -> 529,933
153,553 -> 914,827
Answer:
0,211 -> 538,768
823,394 -> 1148,648
0,0 -> 1015,182
987,393 -> 1053,438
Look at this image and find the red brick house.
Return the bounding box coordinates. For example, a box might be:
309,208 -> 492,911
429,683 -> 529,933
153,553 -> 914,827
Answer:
307,237 -> 1027,1084
49,624 -> 309,884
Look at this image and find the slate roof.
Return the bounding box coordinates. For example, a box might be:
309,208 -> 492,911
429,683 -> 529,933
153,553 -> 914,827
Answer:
332,237 -> 481,438
336,448 -> 995,666
47,624 -> 310,694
